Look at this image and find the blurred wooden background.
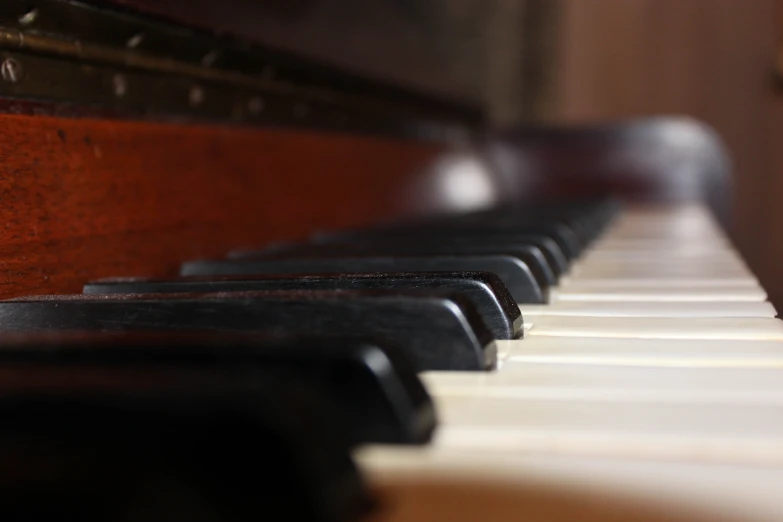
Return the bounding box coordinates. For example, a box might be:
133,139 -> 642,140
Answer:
549,0 -> 783,307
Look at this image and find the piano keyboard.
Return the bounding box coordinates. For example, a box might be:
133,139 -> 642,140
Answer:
2,200 -> 781,521
359,204 -> 783,522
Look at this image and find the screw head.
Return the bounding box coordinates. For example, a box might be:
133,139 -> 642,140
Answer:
1,58 -> 22,83
112,73 -> 127,97
201,50 -> 220,67
247,97 -> 264,115
126,33 -> 145,49
189,85 -> 205,107
18,9 -> 38,26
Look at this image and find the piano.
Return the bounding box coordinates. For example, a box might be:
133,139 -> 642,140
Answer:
0,1 -> 779,521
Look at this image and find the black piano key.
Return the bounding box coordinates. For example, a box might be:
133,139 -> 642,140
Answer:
180,256 -> 544,304
312,222 -> 582,261
0,333 -> 435,446
83,271 -> 522,340
306,197 -> 619,261
257,233 -> 568,278
0,360 -> 370,522
247,244 -> 554,289
479,199 -> 619,245
0,290 -> 497,371
439,217 -> 587,257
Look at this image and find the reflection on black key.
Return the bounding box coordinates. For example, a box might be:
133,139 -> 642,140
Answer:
180,256 -> 543,304
84,272 -> 522,340
0,357 -> 370,522
0,291 -> 497,371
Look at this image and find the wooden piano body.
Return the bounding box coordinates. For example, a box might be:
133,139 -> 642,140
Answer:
0,0 -> 731,300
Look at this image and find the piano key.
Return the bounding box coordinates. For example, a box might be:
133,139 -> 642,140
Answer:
239,234 -> 569,279
570,262 -> 754,281
553,281 -> 767,302
526,316 -> 783,340
560,277 -> 762,288
0,290 -> 497,371
449,220 -> 589,258
0,333 -> 436,446
237,242 -> 558,288
430,395 -> 783,463
564,277 -> 759,288
423,363 -> 783,400
519,300 -> 777,318
0,361 -> 370,522
504,337 -> 783,367
83,272 -> 522,340
180,255 -> 545,304
576,248 -> 744,264
578,249 -> 740,267
329,222 -> 584,261
310,204 -> 600,260
357,448 -> 783,522
594,230 -> 728,246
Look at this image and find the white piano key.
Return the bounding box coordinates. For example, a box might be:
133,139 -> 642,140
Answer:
569,275 -> 760,286
553,282 -> 767,302
576,250 -> 745,265
423,363 -> 783,400
526,316 -> 783,340
574,254 -> 748,269
558,278 -> 762,288
431,395 -> 783,464
569,265 -> 753,281
519,300 -> 777,318
504,337 -> 783,367
358,448 -> 783,522
593,238 -> 730,249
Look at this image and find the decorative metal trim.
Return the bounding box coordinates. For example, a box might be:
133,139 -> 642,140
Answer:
0,0 -> 481,140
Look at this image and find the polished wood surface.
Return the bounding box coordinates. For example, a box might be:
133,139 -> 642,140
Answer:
0,114 -> 451,298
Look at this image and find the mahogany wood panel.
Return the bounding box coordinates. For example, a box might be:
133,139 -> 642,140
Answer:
0,114 -> 449,298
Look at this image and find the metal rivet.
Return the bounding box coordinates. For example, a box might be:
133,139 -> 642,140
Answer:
112,73 -> 127,97
1,58 -> 22,83
294,103 -> 309,118
126,33 -> 145,49
202,50 -> 220,67
247,97 -> 264,115
18,9 -> 38,26
189,85 -> 205,107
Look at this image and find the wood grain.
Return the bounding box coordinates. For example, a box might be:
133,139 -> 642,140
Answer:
0,114 -> 449,298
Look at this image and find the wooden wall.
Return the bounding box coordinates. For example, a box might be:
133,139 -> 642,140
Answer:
552,0 -> 783,307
